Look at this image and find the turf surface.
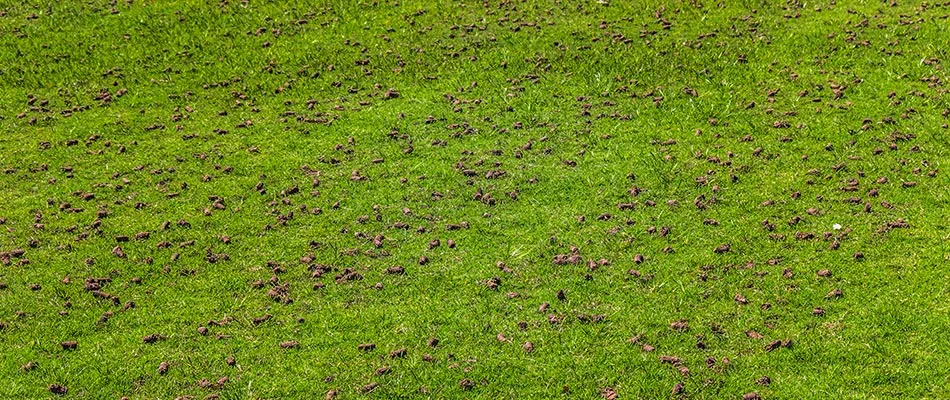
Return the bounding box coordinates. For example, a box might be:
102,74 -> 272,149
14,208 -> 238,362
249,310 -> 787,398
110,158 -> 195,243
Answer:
0,0 -> 949,398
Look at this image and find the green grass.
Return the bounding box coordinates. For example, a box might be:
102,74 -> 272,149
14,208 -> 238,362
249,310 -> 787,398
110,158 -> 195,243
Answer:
0,0 -> 948,398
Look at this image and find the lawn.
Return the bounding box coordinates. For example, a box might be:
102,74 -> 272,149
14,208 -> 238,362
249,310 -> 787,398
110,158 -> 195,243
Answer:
0,0 -> 948,398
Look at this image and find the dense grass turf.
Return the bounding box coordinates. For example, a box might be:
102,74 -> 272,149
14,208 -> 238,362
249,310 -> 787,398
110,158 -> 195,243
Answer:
1,0 -> 949,398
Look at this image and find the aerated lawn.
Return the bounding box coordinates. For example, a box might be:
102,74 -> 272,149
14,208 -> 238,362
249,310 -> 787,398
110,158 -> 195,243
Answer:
0,0 -> 948,398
